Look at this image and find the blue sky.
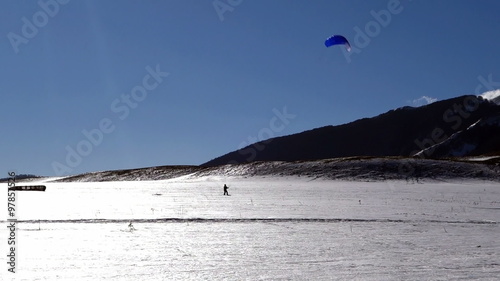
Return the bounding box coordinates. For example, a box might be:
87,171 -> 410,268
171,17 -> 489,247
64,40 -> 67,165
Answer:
1,0 -> 499,176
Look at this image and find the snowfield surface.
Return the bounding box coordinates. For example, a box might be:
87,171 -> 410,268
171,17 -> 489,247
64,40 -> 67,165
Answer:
1,176 -> 500,280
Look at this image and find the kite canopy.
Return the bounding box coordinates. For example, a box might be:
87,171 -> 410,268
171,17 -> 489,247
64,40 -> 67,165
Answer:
324,35 -> 351,52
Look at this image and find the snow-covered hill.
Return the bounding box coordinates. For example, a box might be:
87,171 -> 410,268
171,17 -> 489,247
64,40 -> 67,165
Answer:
51,157 -> 500,182
481,89 -> 500,105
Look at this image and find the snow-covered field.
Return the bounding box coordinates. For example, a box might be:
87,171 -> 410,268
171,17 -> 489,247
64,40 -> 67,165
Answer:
1,176 -> 499,280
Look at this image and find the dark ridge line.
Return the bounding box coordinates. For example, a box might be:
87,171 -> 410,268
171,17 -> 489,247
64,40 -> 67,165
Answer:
3,218 -> 497,225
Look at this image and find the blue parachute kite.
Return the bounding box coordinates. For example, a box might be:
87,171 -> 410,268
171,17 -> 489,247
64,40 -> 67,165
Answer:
324,35 -> 351,52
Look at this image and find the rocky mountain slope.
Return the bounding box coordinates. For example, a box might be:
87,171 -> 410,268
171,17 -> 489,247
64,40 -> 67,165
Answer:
203,95 -> 500,166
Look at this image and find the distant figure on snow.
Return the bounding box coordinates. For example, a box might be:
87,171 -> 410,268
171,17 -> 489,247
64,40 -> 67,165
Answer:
128,221 -> 136,231
223,184 -> 229,196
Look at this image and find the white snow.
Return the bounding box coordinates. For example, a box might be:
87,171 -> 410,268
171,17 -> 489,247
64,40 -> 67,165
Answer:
465,156 -> 500,162
481,89 -> 500,105
1,176 -> 499,280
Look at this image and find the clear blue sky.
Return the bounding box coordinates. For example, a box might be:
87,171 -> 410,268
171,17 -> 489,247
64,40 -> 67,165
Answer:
1,0 -> 499,176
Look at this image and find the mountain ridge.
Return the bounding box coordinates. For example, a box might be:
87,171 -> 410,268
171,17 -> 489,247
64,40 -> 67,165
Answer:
203,95 -> 500,166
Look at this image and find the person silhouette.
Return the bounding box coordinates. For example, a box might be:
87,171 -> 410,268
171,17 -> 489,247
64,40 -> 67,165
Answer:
128,222 -> 135,231
223,184 -> 229,196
